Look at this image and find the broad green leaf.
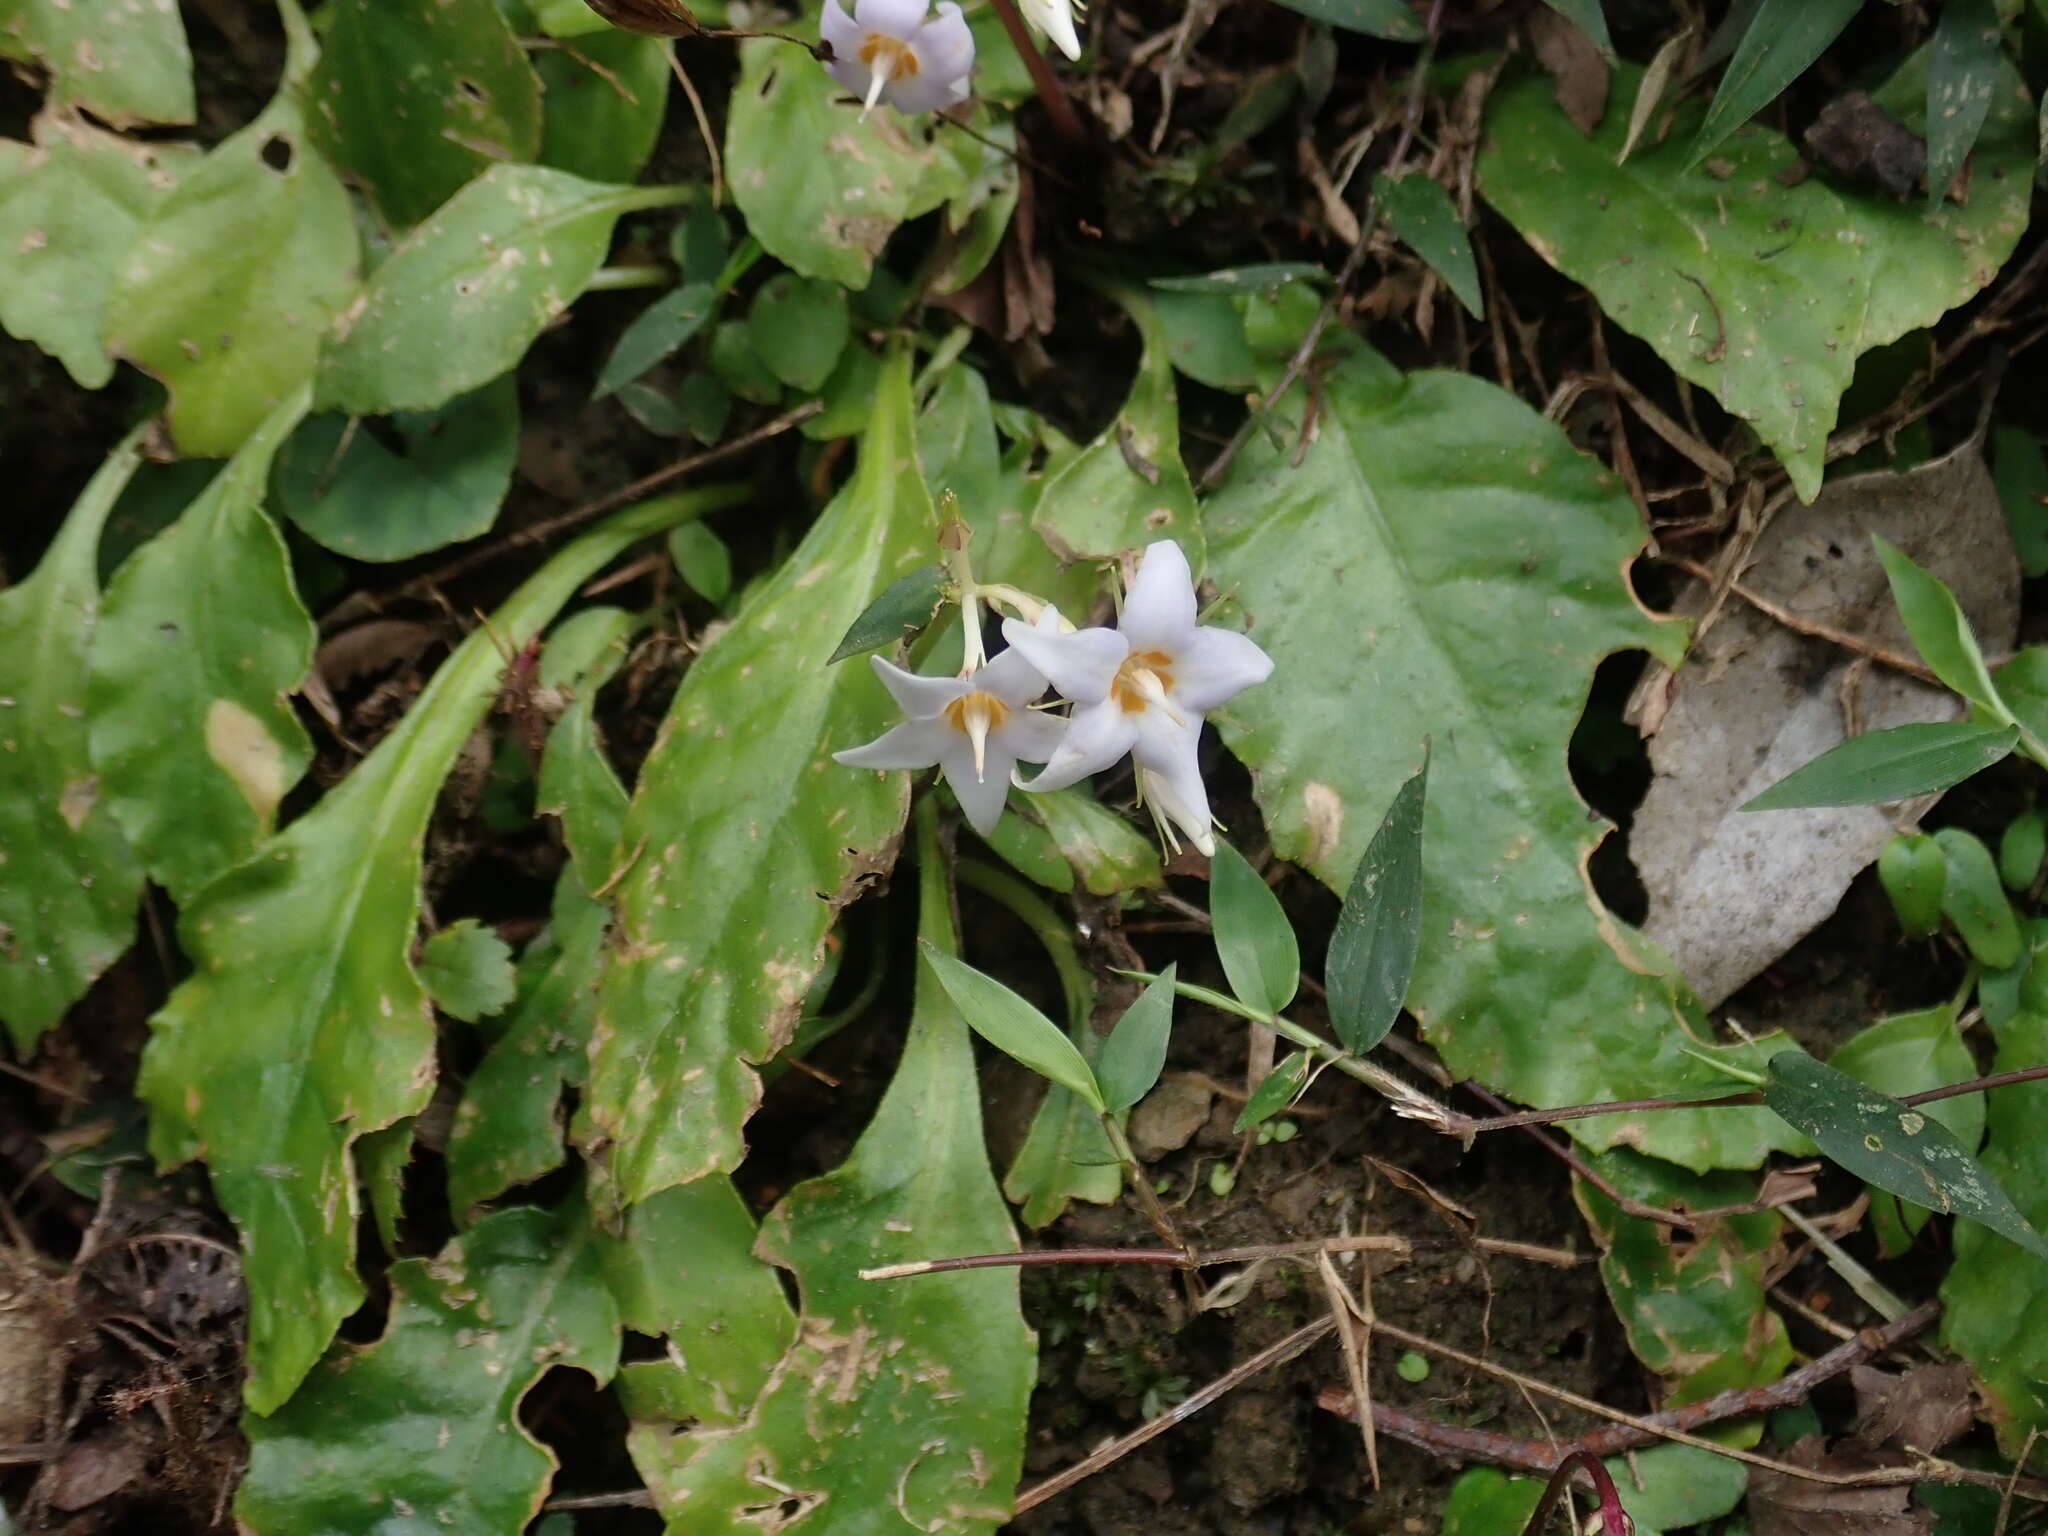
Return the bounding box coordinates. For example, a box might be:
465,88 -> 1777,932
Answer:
138,489 -> 722,1412
1032,287 -> 1201,563
1575,1150 -> 1793,1406
1324,754 -> 1426,1053
827,562 -> 949,663
418,919 -> 518,1023
102,68 -> 358,457
1233,1049 -> 1313,1133
1262,0 -> 1423,40
320,165 -> 684,415
1151,288 -> 1258,391
1926,0 -> 2002,207
1993,427 -> 2048,578
0,0 -> 193,125
748,273 -> 850,391
0,428 -> 147,1050
1442,1468 -> 1544,1535
600,1180 -> 796,1427
307,0 -> 541,228
802,342 -> 886,441
1209,841 -> 1299,1018
1995,645 -> 2048,742
1374,172 -> 1482,318
726,35 -> 969,288
1831,1001 -> 1985,1251
445,870 -> 610,1218
1768,1051 -> 2048,1259
1540,0 -> 1613,52
1874,535 -> 2009,719
534,603 -> 645,879
1004,1072 -> 1121,1227
2003,808 -> 2046,891
1940,1009 -> 2048,1454
356,1117 -> 413,1255
1688,0 -> 1862,167
1739,721 -> 2018,810
669,522 -> 734,604
1149,263 -> 1328,294
1034,786 -> 1163,893
86,389 -> 315,903
1604,1444 -> 1748,1535
1205,347 -> 1794,1170
1936,826 -> 2023,970
238,1202 -> 619,1536
0,115 -> 197,388
273,375 -> 519,561
920,944 -> 1105,1112
977,797 -> 1074,892
708,318 -> 781,403
576,354 -> 938,1203
1479,51 -> 2034,501
632,809 -> 1032,1535
1098,966 -> 1177,1114
593,283 -> 715,399
534,30 -> 670,185
1878,832 -> 1946,939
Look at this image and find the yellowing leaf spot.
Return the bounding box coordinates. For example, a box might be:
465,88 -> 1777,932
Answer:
206,698 -> 287,818
1300,782 -> 1343,870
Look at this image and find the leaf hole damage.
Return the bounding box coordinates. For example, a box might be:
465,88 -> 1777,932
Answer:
260,134 -> 294,173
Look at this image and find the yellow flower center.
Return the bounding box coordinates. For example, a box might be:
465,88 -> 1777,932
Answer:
1111,651 -> 1176,714
858,32 -> 921,79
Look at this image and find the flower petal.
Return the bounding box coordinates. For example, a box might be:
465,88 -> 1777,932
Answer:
974,638 -> 1049,706
938,734 -> 1012,836
1017,0 -> 1082,58
869,654 -> 968,719
1016,698 -> 1136,791
885,70 -> 969,114
998,707 -> 1068,764
1170,625 -> 1274,712
834,718 -> 949,771
853,0 -> 931,36
1119,540 -> 1198,654
1131,710 -> 1213,853
1001,615 -> 1125,704
910,2 -> 975,86
819,0 -> 873,96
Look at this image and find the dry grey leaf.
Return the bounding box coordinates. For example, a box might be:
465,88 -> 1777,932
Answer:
1851,1362 -> 1976,1455
1749,1436 -> 1931,1536
1630,443 -> 2019,1006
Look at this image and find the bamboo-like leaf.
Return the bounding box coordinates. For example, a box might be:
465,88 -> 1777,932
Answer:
1740,721 -> 2017,811
1325,755 -> 1427,1052
920,944 -> 1105,1112
1098,966 -> 1177,1114
1874,535 -> 2010,720
827,563 -> 949,664
1687,0 -> 1862,168
1767,1052 -> 2048,1259
1925,0 -> 2001,209
1210,841 -> 1299,1019
1374,172 -> 1482,318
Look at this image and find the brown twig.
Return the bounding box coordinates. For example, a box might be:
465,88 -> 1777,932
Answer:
1660,554 -> 1944,684
317,402 -> 820,632
1324,1302 -> 1941,1472
859,1230 -> 1581,1282
1012,1317 -> 1338,1513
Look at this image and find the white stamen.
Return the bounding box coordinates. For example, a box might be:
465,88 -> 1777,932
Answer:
861,48 -> 891,118
962,695 -> 994,780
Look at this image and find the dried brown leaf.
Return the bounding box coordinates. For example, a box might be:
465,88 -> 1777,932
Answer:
1749,1437 -> 1931,1536
1851,1363 -> 1976,1455
1528,6 -> 1610,134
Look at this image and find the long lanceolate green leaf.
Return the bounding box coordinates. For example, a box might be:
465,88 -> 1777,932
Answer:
139,488 -> 735,1414
1740,721 -> 2019,812
1687,0 -> 1863,168
632,803 -> 1032,1534
1205,345 -> 1798,1171
87,388 -> 316,903
0,427 -> 148,1051
578,352 -> 938,1208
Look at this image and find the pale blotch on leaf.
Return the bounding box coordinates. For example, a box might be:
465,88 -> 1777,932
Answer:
206,697 -> 288,817
58,777 -> 99,832
1301,782 -> 1343,868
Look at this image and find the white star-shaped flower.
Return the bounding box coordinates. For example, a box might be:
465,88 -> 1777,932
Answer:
833,634 -> 1065,835
1018,0 -> 1083,60
820,0 -> 976,117
1001,539 -> 1272,854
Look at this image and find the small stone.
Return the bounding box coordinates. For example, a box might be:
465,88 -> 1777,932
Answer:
1127,1079 -> 1214,1161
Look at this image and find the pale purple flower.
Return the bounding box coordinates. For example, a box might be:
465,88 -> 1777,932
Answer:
834,633 -> 1064,836
820,0 -> 975,117
1001,539 -> 1272,855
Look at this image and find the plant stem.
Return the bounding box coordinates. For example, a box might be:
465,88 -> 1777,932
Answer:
584,263 -> 673,292
985,0 -> 1087,149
